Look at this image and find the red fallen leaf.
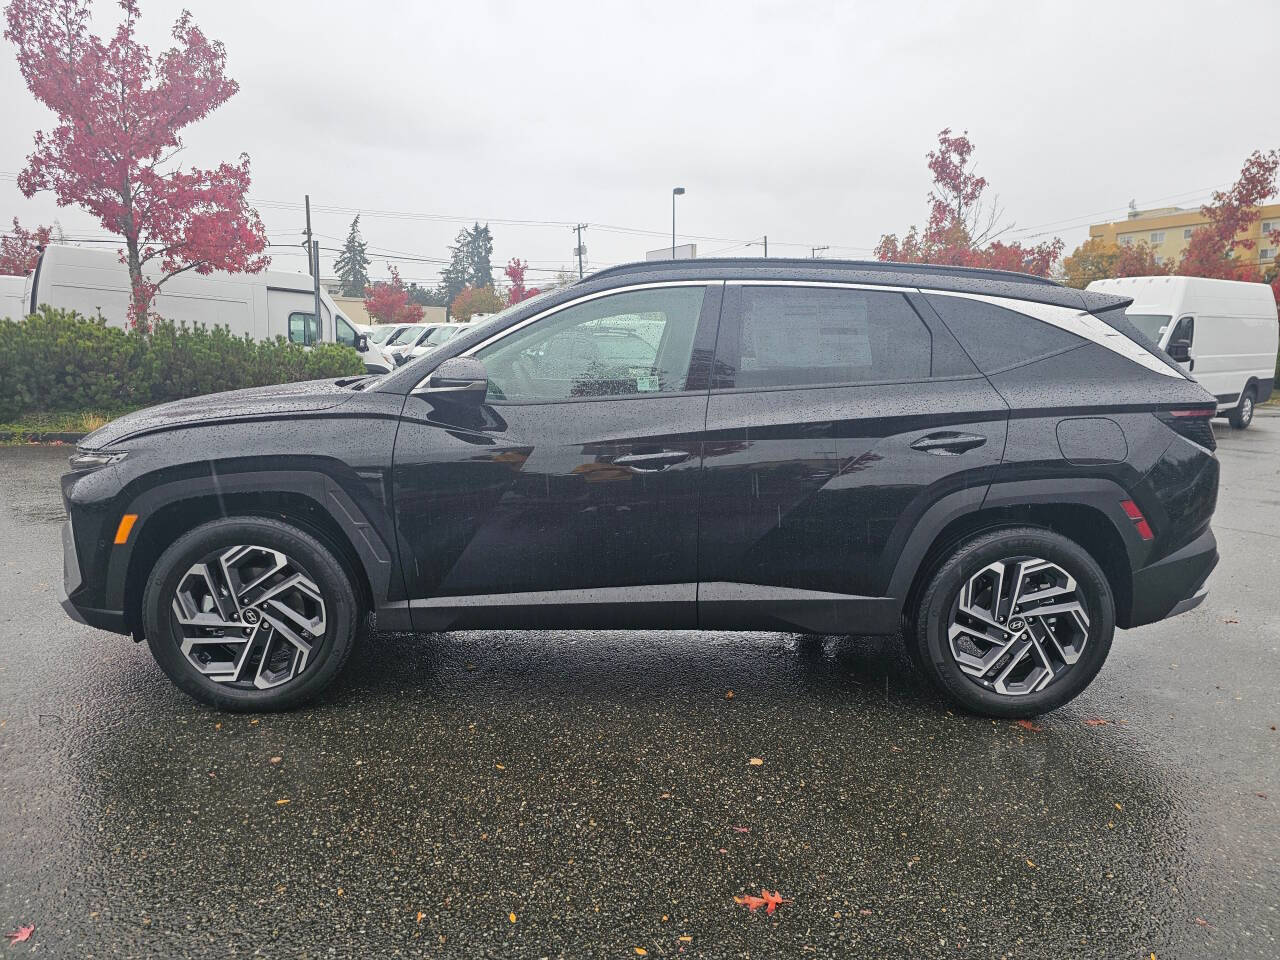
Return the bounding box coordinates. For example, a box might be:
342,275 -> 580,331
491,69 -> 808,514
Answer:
731,826 -> 750,833
1257,793 -> 1268,800
1084,717 -> 1110,727
6,925 -> 34,945
735,889 -> 792,915
1193,917 -> 1212,927
1015,719 -> 1044,732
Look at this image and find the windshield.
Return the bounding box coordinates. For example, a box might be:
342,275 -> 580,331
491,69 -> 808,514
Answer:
368,324 -> 399,344
1125,313 -> 1172,344
387,325 -> 426,347
423,325 -> 461,347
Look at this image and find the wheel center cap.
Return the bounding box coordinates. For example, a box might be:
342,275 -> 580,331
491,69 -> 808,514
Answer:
1008,617 -> 1026,632
242,608 -> 260,624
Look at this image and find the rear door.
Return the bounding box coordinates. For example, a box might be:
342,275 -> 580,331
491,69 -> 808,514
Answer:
698,282 -> 1008,632
391,282 -> 722,630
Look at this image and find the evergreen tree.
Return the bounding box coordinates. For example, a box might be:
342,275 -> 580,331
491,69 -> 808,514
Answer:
465,222 -> 494,288
333,215 -> 371,297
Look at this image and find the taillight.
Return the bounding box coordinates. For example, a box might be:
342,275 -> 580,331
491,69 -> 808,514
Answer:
1156,408 -> 1216,452
1120,499 -> 1155,541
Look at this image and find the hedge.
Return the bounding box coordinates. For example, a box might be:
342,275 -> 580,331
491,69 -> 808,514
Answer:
0,307 -> 365,422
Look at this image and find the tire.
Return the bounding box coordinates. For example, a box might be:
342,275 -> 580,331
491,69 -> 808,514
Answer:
1228,385 -> 1256,429
911,526 -> 1115,718
141,516 -> 360,711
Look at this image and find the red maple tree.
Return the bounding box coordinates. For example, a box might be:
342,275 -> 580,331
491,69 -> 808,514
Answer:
876,128 -> 1063,277
0,217 -> 51,275
364,266 -> 423,324
1178,149 -> 1279,282
4,0 -> 269,325
503,258 -> 541,305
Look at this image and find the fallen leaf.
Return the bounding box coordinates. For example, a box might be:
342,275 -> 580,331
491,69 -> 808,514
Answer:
679,935 -> 693,942
508,912 -> 517,924
336,888 -> 344,897
214,722 -> 222,730
1115,802 -> 1124,811
725,690 -> 734,700
1026,859 -> 1036,868
5,925 -> 34,945
635,949 -> 648,956
276,798 -> 290,805
1084,717 -> 1109,727
859,909 -> 873,916
735,888 -> 792,915
416,911 -> 425,924
748,757 -> 764,766
731,826 -> 750,833
1193,917 -> 1211,927
1223,618 -> 1238,624
495,763 -> 506,770
269,756 -> 282,764
1015,719 -> 1044,732
1258,793 -> 1268,800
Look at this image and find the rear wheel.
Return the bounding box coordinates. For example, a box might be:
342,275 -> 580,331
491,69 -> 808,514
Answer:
911,526 -> 1114,718
141,516 -> 360,711
1228,385 -> 1256,429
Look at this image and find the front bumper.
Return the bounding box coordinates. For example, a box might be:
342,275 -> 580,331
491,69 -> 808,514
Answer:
59,517 -> 127,633
1124,526 -> 1218,628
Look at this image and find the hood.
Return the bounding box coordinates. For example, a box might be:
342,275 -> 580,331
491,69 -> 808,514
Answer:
82,378 -> 361,448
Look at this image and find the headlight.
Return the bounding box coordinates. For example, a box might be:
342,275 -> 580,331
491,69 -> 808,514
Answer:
68,449 -> 128,471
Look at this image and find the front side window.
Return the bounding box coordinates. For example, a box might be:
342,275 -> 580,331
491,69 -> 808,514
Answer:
475,286 -> 705,402
725,287 -> 931,388
1168,315 -> 1194,347
288,312 -> 321,346
336,315 -> 358,347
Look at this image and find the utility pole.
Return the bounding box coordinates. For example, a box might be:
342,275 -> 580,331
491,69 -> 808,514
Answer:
811,245 -> 829,258
573,224 -> 588,279
311,240 -> 323,341
304,194 -> 314,276
763,235 -> 768,257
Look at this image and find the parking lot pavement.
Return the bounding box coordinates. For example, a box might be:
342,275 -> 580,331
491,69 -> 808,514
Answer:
0,426 -> 1276,960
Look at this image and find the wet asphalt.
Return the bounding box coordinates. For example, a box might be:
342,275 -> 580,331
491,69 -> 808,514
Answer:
0,420 -> 1277,960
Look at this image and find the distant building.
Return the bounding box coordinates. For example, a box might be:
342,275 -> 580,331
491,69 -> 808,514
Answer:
645,243 -> 697,261
1089,202 -> 1280,270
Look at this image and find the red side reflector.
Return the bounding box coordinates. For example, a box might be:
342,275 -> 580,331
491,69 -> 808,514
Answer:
1119,500 -> 1154,540
1169,408 -> 1215,418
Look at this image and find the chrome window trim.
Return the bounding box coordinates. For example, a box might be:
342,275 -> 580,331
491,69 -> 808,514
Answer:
413,279 -> 720,392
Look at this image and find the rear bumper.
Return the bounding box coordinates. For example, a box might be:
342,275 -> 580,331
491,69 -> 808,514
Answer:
1123,526 -> 1218,628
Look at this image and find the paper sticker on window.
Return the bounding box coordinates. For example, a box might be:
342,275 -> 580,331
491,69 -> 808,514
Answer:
635,375 -> 660,392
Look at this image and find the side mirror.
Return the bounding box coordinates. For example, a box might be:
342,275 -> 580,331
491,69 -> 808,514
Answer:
1168,339 -> 1191,362
422,356 -> 488,403
355,333 -> 369,352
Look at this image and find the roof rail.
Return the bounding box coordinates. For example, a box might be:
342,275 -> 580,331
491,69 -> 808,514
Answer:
583,257 -> 1063,287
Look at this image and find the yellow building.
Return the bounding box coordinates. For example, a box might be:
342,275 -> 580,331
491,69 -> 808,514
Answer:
1089,202 -> 1280,272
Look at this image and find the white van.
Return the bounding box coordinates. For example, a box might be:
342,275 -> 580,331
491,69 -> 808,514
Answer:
1087,275 -> 1278,428
25,244 -> 381,369
0,274 -> 28,321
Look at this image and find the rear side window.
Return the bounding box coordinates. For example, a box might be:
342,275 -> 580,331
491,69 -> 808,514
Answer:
727,287 -> 932,388
288,312 -> 321,346
925,294 -> 1082,373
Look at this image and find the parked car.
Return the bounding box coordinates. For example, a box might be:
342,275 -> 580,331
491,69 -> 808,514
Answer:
25,244 -> 378,367
1087,276 -> 1278,428
59,259 -> 1220,717
397,322 -> 468,364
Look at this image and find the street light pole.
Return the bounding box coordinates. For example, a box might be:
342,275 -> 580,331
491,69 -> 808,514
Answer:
671,187 -> 685,258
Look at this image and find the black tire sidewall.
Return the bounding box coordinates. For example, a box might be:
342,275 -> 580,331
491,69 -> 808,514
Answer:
1230,385 -> 1255,429
142,517 -> 358,711
914,527 -> 1115,718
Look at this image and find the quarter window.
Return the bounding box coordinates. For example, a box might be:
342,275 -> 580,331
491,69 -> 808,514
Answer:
475,286 -> 705,402
726,287 -> 932,388
926,295 -> 1083,373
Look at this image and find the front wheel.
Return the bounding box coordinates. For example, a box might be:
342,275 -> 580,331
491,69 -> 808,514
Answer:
1228,385 -> 1256,429
911,526 -> 1115,718
141,516 -> 360,711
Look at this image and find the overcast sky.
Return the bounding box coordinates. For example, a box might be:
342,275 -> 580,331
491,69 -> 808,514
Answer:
2,0 -> 1277,287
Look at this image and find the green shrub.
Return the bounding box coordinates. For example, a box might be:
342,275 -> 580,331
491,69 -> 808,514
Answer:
0,307 -> 365,420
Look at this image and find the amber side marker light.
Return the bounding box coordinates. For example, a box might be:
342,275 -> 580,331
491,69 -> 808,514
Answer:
113,514 -> 138,545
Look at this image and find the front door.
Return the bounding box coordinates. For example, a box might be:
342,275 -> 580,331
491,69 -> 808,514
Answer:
698,282 -> 1008,633
391,283 -> 721,630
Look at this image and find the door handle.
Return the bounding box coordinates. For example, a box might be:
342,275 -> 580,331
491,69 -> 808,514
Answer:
613,450 -> 692,471
909,432 -> 988,456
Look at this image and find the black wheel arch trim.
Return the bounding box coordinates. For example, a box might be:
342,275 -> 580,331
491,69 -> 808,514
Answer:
103,469 -> 394,635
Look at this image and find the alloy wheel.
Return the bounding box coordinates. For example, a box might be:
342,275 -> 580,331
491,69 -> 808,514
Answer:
946,556 -> 1090,697
171,544 -> 327,690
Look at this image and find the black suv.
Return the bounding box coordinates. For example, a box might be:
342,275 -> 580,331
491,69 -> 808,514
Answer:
59,260 -> 1220,717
